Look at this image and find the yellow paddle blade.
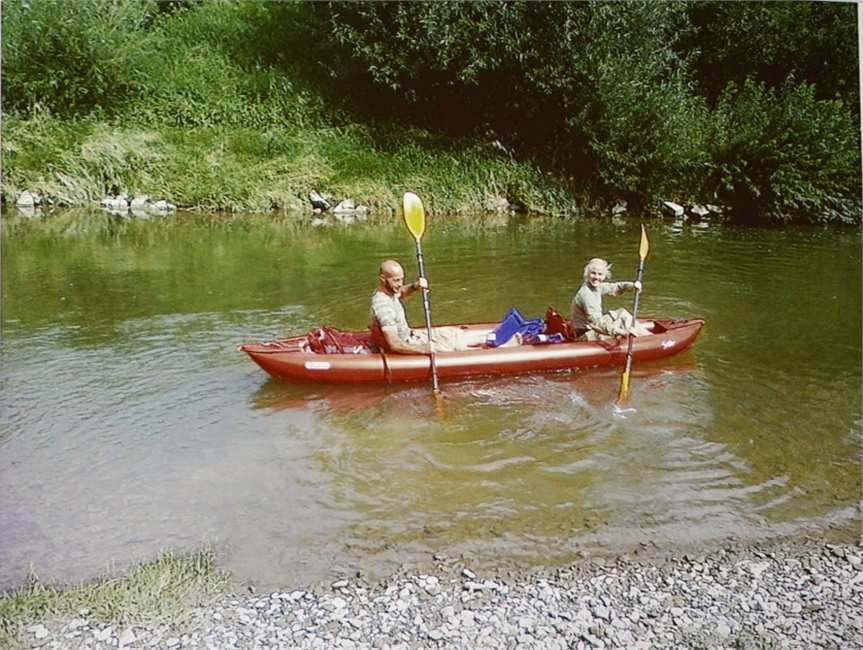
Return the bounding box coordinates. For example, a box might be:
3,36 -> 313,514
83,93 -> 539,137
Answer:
617,369 -> 631,404
639,224 -> 649,260
402,192 -> 426,242
433,388 -> 445,416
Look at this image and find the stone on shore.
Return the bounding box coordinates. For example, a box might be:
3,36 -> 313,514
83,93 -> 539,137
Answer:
9,539 -> 861,650
661,200 -> 685,217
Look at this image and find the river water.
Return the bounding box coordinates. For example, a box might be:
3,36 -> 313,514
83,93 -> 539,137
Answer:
1,208 -> 860,591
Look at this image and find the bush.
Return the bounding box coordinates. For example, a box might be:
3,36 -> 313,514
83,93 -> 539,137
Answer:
572,3 -> 710,206
682,2 -> 859,107
313,1 -> 705,206
1,0 -> 157,115
123,1 -> 326,129
707,79 -> 861,224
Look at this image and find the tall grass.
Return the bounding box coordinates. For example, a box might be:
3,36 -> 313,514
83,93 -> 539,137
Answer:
3,114 -> 576,214
0,549 -> 230,650
1,0 -> 581,216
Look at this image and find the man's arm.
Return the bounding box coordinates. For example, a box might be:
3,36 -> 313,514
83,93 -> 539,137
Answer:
381,327 -> 430,355
399,277 -> 428,299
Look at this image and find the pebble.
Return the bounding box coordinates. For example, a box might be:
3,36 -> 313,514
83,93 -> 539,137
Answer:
12,539 -> 861,650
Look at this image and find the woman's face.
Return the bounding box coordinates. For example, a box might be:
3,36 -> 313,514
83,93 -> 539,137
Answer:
587,265 -> 607,288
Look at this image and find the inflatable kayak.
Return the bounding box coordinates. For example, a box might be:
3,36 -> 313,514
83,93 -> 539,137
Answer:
239,318 -> 704,385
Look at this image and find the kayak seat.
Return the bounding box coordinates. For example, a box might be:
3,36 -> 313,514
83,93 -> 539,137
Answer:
307,326 -> 376,354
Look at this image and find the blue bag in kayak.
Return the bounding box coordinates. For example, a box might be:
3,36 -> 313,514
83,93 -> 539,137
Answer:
486,308 -> 546,347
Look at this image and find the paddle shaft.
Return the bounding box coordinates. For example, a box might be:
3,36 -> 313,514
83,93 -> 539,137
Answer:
621,260 -> 646,377
413,239 -> 440,393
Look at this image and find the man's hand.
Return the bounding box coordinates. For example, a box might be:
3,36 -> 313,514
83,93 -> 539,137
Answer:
402,277 -> 429,298
634,280 -> 643,292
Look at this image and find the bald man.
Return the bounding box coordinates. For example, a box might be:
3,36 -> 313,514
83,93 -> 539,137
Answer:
370,259 -> 486,354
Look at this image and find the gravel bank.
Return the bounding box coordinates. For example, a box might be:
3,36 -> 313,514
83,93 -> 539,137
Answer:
19,538 -> 863,650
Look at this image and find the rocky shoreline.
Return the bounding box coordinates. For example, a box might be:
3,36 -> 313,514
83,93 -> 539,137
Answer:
17,535 -> 862,650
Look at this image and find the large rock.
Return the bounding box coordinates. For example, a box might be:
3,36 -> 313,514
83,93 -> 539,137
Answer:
332,198 -> 369,222
16,191 -> 38,207
611,200 -> 627,215
333,199 -> 356,214
309,191 -> 331,211
661,201 -> 685,217
101,195 -> 129,214
149,199 -> 176,214
484,196 -> 511,214
688,204 -> 710,218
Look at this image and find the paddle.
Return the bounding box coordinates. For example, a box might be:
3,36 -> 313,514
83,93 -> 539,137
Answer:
617,224 -> 650,405
402,192 -> 442,403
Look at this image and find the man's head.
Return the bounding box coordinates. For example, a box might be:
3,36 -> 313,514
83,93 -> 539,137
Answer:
378,259 -> 406,295
583,258 -> 611,287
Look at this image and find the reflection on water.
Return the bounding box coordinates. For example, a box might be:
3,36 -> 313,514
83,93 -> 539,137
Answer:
1,209 -> 860,590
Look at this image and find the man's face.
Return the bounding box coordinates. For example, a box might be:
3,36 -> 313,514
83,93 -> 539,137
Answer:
381,268 -> 405,295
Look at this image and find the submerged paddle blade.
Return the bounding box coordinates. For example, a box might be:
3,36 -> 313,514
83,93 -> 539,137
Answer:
639,224 -> 650,261
402,192 -> 426,242
433,388 -> 445,416
617,368 -> 631,404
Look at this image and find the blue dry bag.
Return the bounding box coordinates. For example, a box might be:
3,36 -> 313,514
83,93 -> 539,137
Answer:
486,308 -> 546,347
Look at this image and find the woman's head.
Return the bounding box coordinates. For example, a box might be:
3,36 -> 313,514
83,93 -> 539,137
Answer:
583,258 -> 611,284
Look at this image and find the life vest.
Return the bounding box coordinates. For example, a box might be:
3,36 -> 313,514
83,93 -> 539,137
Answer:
544,305 -> 575,341
368,321 -> 388,352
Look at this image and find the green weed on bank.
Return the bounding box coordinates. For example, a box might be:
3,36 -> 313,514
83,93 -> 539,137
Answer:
0,549 -> 230,650
3,115 -> 578,215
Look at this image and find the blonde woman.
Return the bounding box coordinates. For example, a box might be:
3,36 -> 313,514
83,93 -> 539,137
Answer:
571,258 -> 652,340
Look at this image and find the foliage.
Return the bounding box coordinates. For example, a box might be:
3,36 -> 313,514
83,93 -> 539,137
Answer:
569,3 -> 710,206
3,113 -> 570,214
707,79 -> 861,224
681,1 -> 859,107
313,1 -> 710,205
1,0 -> 157,115
1,0 -> 859,224
114,1 -> 326,130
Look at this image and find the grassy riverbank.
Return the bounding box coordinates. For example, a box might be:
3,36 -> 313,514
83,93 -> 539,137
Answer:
0,1 -> 580,217
2,112 -> 576,216
0,550 -> 229,649
2,1 -> 858,223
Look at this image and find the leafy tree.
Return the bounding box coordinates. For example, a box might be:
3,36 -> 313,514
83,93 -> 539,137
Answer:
707,79 -> 861,224
681,1 -> 859,107
313,1 -> 706,205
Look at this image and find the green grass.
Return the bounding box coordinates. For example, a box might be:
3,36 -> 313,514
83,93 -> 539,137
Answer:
0,0 -> 588,217
1,0 -> 858,224
0,549 -> 230,650
2,114 -> 581,215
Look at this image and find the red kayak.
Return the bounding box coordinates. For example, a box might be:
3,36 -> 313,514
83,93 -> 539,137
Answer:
239,318 -> 704,385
